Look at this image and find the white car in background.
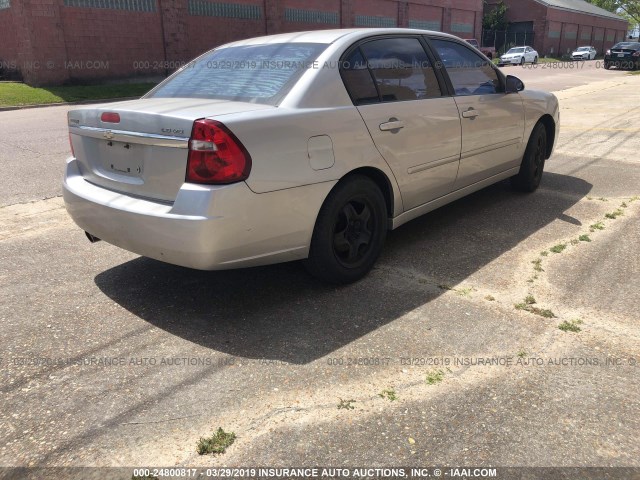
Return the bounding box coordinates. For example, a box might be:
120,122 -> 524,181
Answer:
498,46 -> 539,66
63,29 -> 559,284
571,46 -> 597,60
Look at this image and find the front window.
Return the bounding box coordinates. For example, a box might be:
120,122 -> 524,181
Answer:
147,43 -> 328,105
431,39 -> 501,96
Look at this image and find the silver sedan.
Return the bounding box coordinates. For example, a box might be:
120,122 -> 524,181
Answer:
63,28 -> 560,283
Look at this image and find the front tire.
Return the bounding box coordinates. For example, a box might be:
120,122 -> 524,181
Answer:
511,123 -> 548,192
604,61 -> 611,70
533,56 -> 538,64
304,175 -> 387,284
520,57 -> 525,66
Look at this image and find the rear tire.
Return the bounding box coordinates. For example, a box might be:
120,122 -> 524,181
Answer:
533,56 -> 538,64
511,123 -> 548,193
304,175 -> 387,284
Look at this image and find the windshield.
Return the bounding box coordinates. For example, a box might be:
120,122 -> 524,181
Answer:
577,47 -> 590,51
147,43 -> 328,105
506,48 -> 525,54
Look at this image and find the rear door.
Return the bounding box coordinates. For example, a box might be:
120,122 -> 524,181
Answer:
428,37 -> 525,189
341,36 -> 462,211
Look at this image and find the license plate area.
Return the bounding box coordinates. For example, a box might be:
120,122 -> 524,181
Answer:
99,140 -> 144,177
618,53 -> 625,57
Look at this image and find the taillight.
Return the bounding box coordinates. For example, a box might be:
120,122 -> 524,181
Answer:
186,119 -> 251,184
100,112 -> 120,123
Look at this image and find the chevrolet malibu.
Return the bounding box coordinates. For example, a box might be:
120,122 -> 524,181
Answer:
63,29 -> 559,284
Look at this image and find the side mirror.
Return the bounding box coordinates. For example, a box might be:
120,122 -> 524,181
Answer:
506,75 -> 525,93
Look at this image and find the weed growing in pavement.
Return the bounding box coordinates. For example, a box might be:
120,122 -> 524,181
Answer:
558,319 -> 583,333
338,398 -> 356,410
550,243 -> 567,254
196,428 -> 236,455
378,389 -> 398,401
426,369 -> 445,385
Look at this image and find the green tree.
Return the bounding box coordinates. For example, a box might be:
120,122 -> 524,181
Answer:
483,1 -> 509,31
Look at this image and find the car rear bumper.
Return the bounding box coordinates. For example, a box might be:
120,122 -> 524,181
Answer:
63,158 -> 334,270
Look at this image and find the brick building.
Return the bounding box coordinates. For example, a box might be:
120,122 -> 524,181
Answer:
0,0 -> 483,85
485,0 -> 628,56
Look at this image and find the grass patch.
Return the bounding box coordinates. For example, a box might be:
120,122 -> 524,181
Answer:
605,209 -> 624,219
620,202 -> 628,208
597,197 -> 608,202
558,319 -> 583,333
425,369 -> 445,385
524,295 -> 536,305
196,428 -> 236,455
540,251 -> 549,257
549,243 -> 567,254
378,388 -> 398,401
531,258 -> 544,272
515,301 -> 556,318
629,195 -> 640,203
337,398 -> 356,410
590,221 -> 605,232
456,287 -> 473,297
437,284 -> 453,291
578,234 -> 591,242
0,81 -> 157,107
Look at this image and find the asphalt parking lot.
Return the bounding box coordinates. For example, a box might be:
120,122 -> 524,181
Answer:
1,63 -> 639,474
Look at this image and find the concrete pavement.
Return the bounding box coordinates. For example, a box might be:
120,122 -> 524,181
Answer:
1,70 -> 639,474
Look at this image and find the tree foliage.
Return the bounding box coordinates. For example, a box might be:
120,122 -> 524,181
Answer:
483,1 -> 509,31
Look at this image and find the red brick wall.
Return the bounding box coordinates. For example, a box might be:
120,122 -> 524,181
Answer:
0,7 -> 18,75
6,0 -> 485,85
60,4 -> 164,82
487,0 -> 627,56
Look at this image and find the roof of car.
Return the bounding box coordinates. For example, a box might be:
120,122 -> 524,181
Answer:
220,28 -> 459,48
532,0 -> 626,21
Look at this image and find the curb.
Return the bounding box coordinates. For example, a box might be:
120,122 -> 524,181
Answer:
0,96 -> 140,112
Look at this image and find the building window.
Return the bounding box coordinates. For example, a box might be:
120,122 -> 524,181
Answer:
408,19 -> 441,31
451,23 -> 473,34
548,30 -> 560,38
284,8 -> 338,24
0,0 -> 10,10
188,0 -> 261,19
63,0 -> 156,11
564,31 -> 577,39
354,15 -> 396,28
581,32 -> 591,40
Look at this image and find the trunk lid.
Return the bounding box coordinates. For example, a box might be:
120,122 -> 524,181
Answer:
68,98 -> 273,202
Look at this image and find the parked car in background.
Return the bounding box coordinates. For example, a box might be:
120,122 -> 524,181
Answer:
63,29 -> 559,284
464,38 -> 496,59
604,42 -> 640,70
498,46 -> 539,66
571,46 -> 597,60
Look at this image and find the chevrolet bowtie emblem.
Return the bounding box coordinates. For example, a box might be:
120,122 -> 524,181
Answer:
103,131 -> 114,140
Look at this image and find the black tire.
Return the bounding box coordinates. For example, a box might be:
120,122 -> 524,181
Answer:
304,175 -> 387,284
511,123 -> 548,192
520,57 -> 525,66
604,61 -> 611,70
533,56 -> 538,64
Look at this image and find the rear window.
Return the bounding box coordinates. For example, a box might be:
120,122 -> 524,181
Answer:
147,43 -> 328,105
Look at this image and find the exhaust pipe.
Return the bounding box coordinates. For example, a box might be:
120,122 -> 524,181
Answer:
85,232 -> 101,243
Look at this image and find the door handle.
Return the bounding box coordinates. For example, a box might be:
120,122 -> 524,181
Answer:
379,119 -> 405,131
461,108 -> 479,119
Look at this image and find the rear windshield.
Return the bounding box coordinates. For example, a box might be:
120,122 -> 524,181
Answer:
612,42 -> 640,50
147,43 -> 328,105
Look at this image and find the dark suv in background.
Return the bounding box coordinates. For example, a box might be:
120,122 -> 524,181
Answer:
604,42 -> 640,70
